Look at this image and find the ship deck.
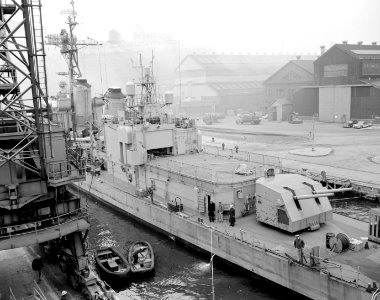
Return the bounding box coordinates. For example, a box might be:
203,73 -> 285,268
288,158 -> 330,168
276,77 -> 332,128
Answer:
147,152 -> 263,184
86,172 -> 380,289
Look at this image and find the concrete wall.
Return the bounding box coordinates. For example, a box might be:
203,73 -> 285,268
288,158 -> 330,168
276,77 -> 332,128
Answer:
80,179 -> 371,300
319,86 -> 351,122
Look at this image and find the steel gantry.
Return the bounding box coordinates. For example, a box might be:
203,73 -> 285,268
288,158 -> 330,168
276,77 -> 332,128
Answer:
0,0 -> 51,178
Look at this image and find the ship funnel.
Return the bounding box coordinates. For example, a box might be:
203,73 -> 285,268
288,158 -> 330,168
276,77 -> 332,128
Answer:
164,91 -> 174,105
126,82 -> 135,96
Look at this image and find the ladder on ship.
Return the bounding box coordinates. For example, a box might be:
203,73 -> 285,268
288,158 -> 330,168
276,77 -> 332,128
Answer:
29,0 -> 48,98
9,281 -> 47,300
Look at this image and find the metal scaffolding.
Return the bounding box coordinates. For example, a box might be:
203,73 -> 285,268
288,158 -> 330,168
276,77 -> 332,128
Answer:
0,0 -> 51,178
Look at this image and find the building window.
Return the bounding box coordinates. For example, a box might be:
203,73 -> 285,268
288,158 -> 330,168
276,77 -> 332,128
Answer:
353,87 -> 370,97
362,62 -> 380,75
324,64 -> 348,77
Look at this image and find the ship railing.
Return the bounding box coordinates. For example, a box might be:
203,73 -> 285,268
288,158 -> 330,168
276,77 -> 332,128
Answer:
202,145 -> 282,171
46,155 -> 86,184
204,221 -> 369,289
9,286 -> 16,300
147,158 -> 258,184
0,207 -> 88,240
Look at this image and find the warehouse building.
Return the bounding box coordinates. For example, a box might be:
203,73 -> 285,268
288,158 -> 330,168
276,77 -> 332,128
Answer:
314,42 -> 380,121
263,56 -> 317,117
173,53 -> 316,115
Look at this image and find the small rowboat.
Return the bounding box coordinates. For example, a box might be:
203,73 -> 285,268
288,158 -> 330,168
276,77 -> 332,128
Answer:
127,241 -> 155,276
95,247 -> 130,282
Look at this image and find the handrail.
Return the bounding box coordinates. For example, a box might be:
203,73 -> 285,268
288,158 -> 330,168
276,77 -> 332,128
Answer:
33,280 -> 47,300
0,208 -> 88,239
9,286 -> 16,300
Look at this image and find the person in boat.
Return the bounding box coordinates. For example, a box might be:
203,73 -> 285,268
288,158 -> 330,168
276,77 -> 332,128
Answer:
294,235 -> 305,264
133,246 -> 147,265
229,204 -> 235,226
208,200 -> 215,222
217,202 -> 224,222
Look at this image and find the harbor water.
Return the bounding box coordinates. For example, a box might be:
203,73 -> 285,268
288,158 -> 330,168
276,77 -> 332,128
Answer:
85,196 -> 308,300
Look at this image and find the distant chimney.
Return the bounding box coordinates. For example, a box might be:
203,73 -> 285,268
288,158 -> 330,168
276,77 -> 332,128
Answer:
296,55 -> 301,60
357,41 -> 363,45
372,42 -> 377,45
342,40 -> 348,45
320,45 -> 326,55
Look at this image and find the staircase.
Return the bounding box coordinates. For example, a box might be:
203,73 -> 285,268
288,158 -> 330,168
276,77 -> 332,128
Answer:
9,281 -> 47,300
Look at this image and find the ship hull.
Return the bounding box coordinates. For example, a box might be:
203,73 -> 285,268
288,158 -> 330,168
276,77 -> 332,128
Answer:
73,179 -> 371,300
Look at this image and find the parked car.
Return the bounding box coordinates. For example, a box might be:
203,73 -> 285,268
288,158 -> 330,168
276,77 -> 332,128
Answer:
236,113 -> 261,125
353,121 -> 371,129
343,120 -> 358,128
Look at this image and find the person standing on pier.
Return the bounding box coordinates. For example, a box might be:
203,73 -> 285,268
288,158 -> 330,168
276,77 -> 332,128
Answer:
217,202 -> 224,222
229,204 -> 235,226
208,200 -> 215,222
32,254 -> 44,283
294,235 -> 305,264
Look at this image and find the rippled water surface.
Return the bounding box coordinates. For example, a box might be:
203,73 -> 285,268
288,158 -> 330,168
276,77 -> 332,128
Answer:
86,198 -> 308,300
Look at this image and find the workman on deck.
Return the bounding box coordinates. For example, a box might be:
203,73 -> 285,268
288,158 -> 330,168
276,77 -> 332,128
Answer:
229,204 -> 235,226
294,235 -> 305,264
217,202 -> 224,222
208,200 -> 215,222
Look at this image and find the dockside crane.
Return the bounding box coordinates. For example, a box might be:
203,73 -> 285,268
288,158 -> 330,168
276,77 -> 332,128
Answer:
0,1 -> 111,299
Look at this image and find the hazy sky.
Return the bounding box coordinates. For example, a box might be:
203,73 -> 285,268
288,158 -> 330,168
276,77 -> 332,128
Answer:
42,0 -> 380,54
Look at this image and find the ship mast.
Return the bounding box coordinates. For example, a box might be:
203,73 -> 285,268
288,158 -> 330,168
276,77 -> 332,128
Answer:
46,0 -> 98,138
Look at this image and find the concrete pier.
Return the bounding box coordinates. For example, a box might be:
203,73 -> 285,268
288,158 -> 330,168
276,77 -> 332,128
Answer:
74,173 -> 377,300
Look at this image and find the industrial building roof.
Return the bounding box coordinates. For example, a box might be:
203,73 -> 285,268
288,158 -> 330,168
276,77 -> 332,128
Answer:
316,43 -> 380,62
271,98 -> 292,106
361,79 -> 380,90
263,59 -> 315,85
179,54 -> 317,73
209,81 -> 262,96
291,60 -> 315,74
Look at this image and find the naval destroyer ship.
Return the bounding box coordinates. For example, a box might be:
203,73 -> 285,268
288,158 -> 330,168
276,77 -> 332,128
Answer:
73,56 -> 380,299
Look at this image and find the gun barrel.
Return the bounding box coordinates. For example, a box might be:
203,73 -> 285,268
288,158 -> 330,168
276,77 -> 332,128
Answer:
313,188 -> 352,194
294,193 -> 334,200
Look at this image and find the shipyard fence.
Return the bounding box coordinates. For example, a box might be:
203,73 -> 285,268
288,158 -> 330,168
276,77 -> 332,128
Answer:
202,145 -> 282,170
147,156 -> 259,184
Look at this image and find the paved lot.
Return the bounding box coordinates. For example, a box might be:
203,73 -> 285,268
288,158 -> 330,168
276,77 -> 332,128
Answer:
0,246 -> 82,299
199,117 -> 380,187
